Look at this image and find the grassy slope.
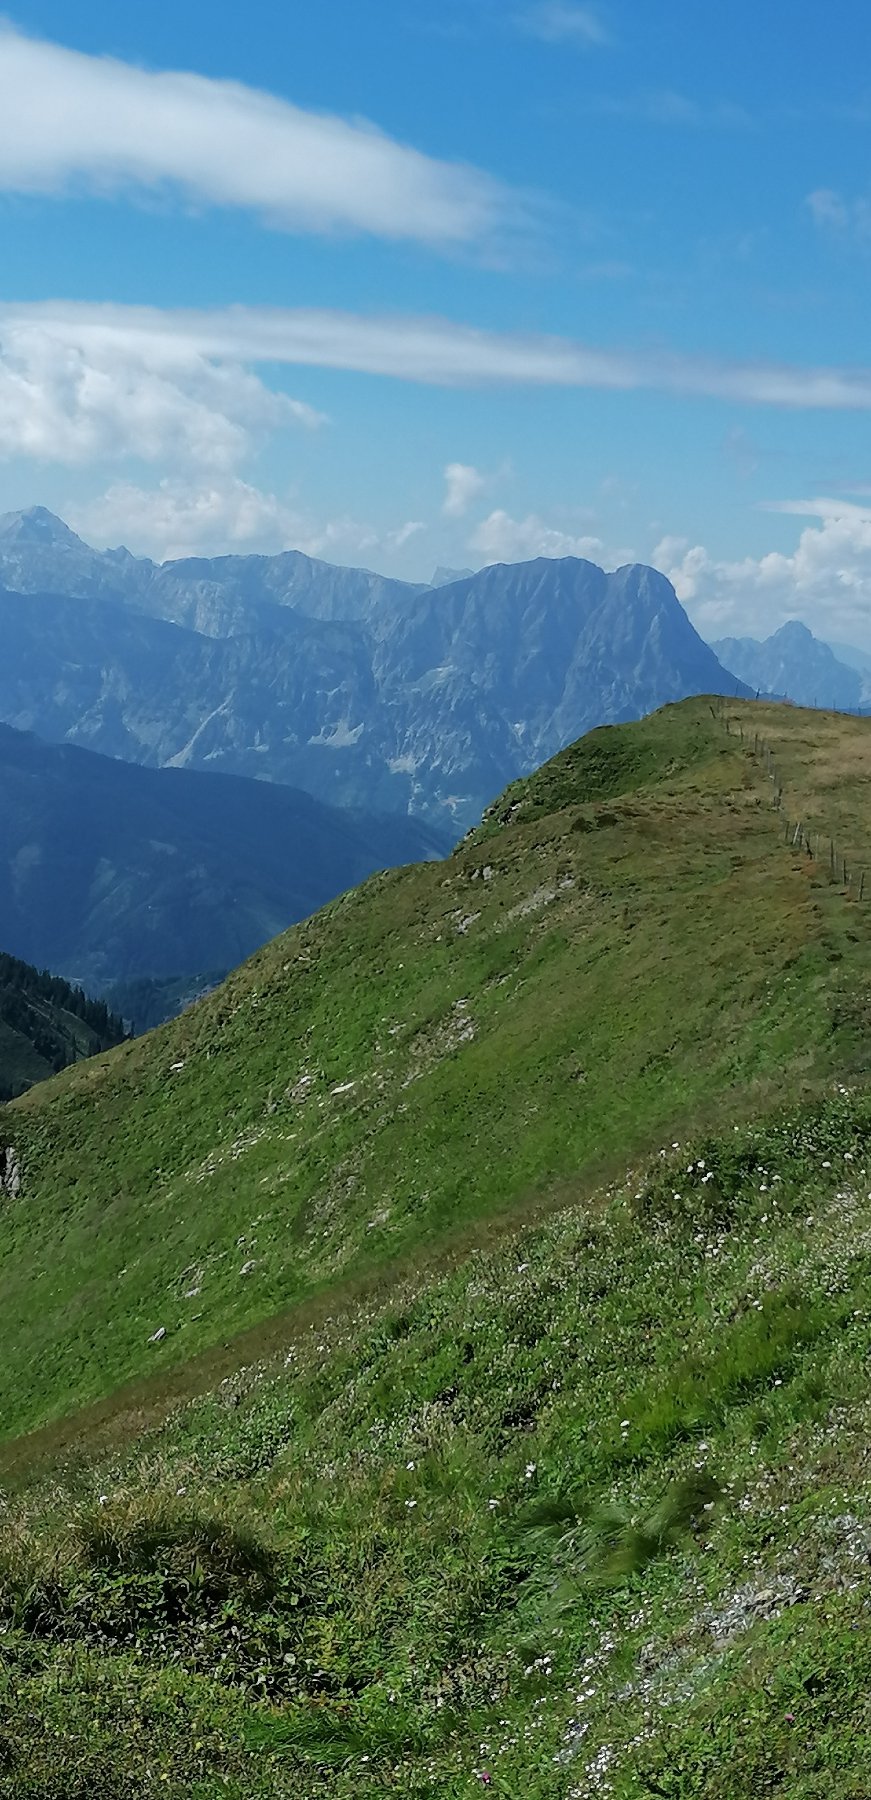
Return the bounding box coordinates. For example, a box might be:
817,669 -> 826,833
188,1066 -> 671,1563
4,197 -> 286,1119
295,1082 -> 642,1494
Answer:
2,699 -> 868,1443
1,698 -> 871,1796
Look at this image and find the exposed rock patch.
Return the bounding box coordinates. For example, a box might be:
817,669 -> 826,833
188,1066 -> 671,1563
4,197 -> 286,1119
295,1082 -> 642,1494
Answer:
0,1145 -> 21,1199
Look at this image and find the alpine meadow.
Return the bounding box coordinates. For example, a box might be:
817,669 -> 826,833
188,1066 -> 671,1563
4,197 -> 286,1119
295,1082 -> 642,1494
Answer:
3,4 -> 871,1796
1,698 -> 871,1795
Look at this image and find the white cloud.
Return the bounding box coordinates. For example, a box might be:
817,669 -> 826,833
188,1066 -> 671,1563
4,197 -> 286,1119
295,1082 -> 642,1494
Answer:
5,301 -> 871,418
652,497 -> 871,642
442,462 -> 486,516
516,3 -> 610,46
72,477 -> 305,560
70,476 -> 423,567
470,509 -> 607,562
807,187 -> 871,242
6,301 -> 871,481
0,310 -> 324,469
0,22 -> 517,250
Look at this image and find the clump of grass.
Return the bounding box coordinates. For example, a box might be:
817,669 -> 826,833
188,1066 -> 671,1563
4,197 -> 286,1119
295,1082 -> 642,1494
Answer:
521,1470 -> 723,1604
72,1492 -> 280,1592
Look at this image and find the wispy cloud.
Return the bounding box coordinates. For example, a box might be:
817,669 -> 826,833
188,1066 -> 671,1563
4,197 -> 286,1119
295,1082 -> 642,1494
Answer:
806,187 -> 871,244
5,301 -> 871,475
760,495 -> 871,524
514,3 -> 611,47
0,22 -> 521,251
593,90 -> 751,128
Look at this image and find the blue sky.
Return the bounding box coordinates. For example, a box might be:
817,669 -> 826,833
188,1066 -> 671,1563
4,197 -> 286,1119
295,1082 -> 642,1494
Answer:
2,1 -> 871,640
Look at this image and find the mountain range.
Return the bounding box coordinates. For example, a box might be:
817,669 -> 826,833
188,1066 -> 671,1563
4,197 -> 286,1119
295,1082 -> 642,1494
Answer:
0,507 -> 749,833
0,721 -> 442,990
712,620 -> 869,711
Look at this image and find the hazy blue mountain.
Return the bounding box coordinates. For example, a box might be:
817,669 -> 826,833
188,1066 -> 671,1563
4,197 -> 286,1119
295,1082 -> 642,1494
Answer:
0,721 -> 444,990
825,638 -> 871,695
712,621 -> 863,711
430,565 -> 475,587
0,507 -> 423,636
0,509 -> 749,832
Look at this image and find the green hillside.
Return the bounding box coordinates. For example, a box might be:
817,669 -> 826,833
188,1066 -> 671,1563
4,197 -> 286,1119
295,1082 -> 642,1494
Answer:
0,950 -> 125,1102
1,697 -> 871,1797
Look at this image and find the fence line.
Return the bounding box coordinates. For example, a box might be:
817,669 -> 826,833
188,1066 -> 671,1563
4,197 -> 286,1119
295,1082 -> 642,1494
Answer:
711,698 -> 869,903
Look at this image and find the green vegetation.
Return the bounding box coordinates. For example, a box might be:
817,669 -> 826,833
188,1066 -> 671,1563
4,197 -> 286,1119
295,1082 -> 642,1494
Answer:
0,951 -> 125,1102
0,697 -> 870,1795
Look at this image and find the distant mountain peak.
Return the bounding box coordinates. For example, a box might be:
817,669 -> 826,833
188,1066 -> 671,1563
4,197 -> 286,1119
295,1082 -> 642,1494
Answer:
771,619 -> 816,645
430,565 -> 475,588
0,506 -> 85,548
711,618 -> 863,710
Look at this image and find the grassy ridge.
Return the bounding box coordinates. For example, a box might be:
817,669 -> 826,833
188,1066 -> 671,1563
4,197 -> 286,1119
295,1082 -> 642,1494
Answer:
2,699 -> 868,1441
1,697 -> 871,1796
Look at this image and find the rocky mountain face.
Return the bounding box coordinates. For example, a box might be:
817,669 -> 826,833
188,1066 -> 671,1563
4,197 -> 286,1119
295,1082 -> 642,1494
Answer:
0,508 -> 748,833
712,621 -> 864,713
0,721 -> 444,990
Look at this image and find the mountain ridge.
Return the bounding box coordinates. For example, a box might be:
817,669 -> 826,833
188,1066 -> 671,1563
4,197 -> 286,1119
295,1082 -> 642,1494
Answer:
0,511 -> 751,831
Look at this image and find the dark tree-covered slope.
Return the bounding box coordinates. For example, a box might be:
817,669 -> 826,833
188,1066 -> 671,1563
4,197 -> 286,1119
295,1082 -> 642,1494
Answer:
0,949 -> 125,1102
